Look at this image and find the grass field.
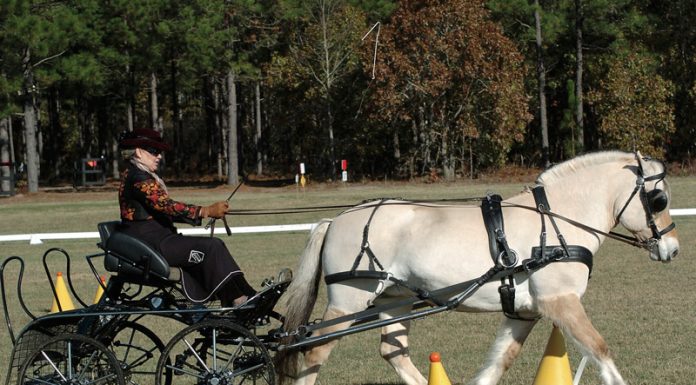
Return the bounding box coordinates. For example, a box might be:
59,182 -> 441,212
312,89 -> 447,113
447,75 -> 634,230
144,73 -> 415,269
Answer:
0,176 -> 694,385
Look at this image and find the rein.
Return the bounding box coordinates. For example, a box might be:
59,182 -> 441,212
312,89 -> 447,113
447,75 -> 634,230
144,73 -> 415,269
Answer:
502,201 -> 659,251
224,197 -> 488,216
223,197 -> 667,251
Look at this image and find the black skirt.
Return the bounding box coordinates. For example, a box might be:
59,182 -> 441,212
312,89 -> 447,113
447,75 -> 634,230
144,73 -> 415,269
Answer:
119,220 -> 252,304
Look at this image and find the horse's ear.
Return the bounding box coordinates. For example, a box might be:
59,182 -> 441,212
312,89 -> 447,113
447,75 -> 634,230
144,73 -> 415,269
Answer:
636,151 -> 649,172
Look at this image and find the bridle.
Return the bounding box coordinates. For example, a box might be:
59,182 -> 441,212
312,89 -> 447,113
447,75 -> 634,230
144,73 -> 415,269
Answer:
615,154 -> 675,249
501,154 -> 676,253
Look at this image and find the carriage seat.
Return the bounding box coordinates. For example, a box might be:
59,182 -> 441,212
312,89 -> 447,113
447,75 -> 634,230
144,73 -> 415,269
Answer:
97,221 -> 180,283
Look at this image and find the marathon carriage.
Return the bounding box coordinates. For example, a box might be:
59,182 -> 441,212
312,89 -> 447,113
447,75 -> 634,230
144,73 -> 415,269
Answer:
0,152 -> 680,385
1,220 -> 291,385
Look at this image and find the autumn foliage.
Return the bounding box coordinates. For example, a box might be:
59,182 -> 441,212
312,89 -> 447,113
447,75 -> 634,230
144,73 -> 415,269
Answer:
362,0 -> 531,179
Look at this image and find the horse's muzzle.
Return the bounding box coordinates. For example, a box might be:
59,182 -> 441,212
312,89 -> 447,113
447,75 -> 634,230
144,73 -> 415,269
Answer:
651,236 -> 679,263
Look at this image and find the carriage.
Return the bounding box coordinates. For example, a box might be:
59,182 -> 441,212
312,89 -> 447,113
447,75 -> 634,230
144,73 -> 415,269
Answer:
0,151 -> 680,385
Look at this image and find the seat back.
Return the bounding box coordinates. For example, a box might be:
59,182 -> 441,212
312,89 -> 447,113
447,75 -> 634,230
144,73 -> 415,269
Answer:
97,221 -> 120,250
98,221 -> 174,283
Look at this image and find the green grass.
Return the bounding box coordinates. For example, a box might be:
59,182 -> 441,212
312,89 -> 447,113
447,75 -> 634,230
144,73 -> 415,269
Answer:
0,177 -> 694,385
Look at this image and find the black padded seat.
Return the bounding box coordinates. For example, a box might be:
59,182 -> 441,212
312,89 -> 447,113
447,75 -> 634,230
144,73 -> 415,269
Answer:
97,221 -> 180,283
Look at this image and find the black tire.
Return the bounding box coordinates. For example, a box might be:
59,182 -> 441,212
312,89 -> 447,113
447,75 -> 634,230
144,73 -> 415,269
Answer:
108,321 -> 172,385
18,333 -> 125,385
156,319 -> 275,385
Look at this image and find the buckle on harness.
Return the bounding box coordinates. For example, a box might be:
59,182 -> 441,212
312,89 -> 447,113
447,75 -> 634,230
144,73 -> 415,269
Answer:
497,249 -> 518,268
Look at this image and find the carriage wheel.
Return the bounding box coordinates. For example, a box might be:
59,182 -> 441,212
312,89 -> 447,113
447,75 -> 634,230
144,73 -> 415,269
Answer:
18,333 -> 125,385
155,319 -> 275,385
108,321 -> 172,385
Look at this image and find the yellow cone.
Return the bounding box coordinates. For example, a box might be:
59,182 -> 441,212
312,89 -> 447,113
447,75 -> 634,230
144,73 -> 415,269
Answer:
93,275 -> 106,304
428,352 -> 452,385
50,272 -> 75,313
532,325 -> 573,385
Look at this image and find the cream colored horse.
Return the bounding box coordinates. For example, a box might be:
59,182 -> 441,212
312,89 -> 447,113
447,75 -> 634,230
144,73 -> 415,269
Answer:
278,151 -> 679,385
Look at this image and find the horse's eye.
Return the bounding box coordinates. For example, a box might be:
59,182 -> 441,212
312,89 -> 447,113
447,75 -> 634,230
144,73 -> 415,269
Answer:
647,189 -> 668,213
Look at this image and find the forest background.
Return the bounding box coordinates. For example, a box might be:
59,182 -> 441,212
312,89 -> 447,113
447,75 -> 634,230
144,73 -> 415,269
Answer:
1,0 -> 694,193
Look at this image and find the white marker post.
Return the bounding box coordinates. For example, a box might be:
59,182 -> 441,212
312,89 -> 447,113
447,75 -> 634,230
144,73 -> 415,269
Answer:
299,163 -> 306,190
341,159 -> 348,182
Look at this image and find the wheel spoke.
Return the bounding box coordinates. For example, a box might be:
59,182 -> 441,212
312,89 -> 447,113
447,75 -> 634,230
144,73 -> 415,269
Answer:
220,335 -> 245,373
75,347 -> 101,383
164,363 -> 205,379
40,350 -> 67,382
184,337 -> 211,373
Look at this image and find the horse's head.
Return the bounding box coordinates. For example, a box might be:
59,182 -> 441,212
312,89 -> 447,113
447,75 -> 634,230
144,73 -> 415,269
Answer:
615,152 -> 679,262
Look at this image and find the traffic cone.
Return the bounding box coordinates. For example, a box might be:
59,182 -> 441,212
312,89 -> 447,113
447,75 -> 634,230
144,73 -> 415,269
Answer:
49,272 -> 75,313
427,352 -> 452,385
93,275 -> 106,304
532,325 -> 573,385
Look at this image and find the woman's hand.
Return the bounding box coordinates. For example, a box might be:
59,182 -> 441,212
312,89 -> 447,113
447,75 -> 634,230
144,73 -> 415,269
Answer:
200,201 -> 229,219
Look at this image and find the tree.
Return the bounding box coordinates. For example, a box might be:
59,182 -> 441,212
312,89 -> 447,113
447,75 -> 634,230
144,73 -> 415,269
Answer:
587,50 -> 675,158
646,0 -> 696,160
276,0 -> 367,179
533,0 -> 550,168
365,0 -> 531,180
1,1 -> 88,192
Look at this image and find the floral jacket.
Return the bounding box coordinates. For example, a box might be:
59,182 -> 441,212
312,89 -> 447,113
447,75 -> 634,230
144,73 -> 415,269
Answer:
119,164 -> 202,230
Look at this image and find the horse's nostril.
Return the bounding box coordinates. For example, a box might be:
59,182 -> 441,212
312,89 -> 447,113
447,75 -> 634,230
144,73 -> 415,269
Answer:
671,248 -> 679,259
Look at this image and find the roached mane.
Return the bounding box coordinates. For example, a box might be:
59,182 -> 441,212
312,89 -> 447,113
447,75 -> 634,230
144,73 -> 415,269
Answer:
536,151 -> 635,186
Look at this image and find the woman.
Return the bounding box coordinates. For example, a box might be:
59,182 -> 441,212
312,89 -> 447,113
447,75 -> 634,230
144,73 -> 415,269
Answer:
117,128 -> 255,307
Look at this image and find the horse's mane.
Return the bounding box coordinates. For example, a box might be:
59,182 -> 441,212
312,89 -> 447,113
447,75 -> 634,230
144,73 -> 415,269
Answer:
536,150 -> 635,186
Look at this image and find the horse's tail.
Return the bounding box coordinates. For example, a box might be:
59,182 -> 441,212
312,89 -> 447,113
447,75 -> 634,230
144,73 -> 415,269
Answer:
276,218 -> 332,384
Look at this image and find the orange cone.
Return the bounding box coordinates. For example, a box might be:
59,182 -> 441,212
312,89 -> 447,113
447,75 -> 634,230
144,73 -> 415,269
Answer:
49,272 -> 75,312
532,325 -> 573,385
93,275 -> 106,304
427,352 -> 452,385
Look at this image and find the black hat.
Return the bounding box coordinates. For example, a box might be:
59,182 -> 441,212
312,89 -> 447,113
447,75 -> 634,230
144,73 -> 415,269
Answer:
118,129 -> 172,151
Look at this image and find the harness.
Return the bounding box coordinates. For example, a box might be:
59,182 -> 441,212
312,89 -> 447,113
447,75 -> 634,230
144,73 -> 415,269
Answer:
324,192 -> 594,314
481,188 -> 593,319
322,154 -> 675,316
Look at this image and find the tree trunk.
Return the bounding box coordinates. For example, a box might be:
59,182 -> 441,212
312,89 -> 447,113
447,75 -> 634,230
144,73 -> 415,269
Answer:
23,49 -> 40,192
0,116 -> 10,192
534,0 -> 550,168
126,61 -> 134,132
150,72 -> 163,132
255,81 -> 263,176
226,70 -> 239,185
575,0 -> 585,152
326,99 -> 336,179
170,60 -> 183,176
209,80 -> 223,180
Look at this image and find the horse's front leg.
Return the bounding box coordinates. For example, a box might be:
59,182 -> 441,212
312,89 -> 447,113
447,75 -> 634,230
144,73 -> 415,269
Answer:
379,305 -> 427,385
468,317 -> 537,385
539,294 -> 626,385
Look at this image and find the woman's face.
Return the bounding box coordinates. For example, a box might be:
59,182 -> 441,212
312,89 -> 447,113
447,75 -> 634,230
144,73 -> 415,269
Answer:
135,147 -> 162,172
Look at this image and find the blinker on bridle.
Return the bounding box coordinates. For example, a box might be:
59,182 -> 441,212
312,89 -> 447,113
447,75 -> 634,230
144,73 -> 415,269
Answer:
615,155 -> 675,247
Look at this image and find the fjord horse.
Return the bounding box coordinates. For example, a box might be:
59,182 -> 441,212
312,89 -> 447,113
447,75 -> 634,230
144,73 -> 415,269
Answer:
279,151 -> 679,385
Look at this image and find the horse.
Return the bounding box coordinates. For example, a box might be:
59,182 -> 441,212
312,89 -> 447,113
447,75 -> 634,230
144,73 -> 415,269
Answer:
277,151 -> 679,385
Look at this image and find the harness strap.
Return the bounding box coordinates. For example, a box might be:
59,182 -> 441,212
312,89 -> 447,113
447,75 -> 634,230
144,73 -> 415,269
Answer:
480,194 -> 519,317
481,194 -> 517,267
324,270 -> 445,305
351,199 -> 387,272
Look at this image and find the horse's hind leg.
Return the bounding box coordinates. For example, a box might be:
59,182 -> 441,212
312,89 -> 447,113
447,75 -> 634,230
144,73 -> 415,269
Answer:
294,306 -> 352,385
539,294 -> 626,385
468,317 -> 537,385
379,306 -> 427,385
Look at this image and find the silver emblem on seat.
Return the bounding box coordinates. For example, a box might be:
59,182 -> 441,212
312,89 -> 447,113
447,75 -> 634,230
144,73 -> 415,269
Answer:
188,250 -> 205,263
